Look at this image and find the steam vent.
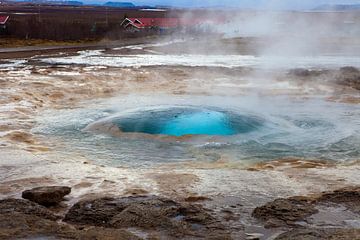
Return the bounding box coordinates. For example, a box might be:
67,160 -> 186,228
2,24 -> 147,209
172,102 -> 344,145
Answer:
87,106 -> 264,137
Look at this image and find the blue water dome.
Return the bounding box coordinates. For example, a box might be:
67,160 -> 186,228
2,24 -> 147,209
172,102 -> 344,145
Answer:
100,106 -> 265,137
160,110 -> 235,136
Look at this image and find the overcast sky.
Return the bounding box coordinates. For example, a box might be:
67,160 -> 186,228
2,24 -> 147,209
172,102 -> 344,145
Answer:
96,0 -> 360,9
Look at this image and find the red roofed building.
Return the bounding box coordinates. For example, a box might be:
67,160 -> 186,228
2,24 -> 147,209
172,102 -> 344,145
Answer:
120,17 -> 225,32
121,18 -> 182,31
0,16 -> 9,29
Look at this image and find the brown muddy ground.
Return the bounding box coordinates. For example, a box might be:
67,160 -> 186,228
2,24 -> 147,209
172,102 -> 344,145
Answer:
0,36 -> 160,59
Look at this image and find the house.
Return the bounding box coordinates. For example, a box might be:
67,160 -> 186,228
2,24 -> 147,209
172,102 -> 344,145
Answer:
0,16 -> 9,30
120,17 -> 225,32
120,18 -> 182,32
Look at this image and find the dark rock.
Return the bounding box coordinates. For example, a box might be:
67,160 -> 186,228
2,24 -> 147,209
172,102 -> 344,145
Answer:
339,66 -> 360,75
22,186 -> 71,206
0,198 -> 139,239
264,218 -> 287,228
0,198 -> 60,220
336,66 -> 360,90
246,233 -> 264,240
317,186 -> 360,213
0,212 -> 65,240
275,228 -> 360,240
184,196 -> 211,202
0,212 -> 140,240
252,197 -> 317,227
253,186 -> 360,229
64,196 -> 133,226
288,68 -> 326,78
65,195 -> 231,239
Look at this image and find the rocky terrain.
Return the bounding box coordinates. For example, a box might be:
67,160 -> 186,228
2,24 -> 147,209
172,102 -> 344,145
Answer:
0,39 -> 359,239
0,186 -> 359,239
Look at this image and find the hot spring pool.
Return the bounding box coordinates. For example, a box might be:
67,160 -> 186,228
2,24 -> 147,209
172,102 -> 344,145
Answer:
85,106 -> 264,137
32,96 -> 360,167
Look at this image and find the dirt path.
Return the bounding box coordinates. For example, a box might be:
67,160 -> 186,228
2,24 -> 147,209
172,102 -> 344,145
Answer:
0,37 -> 159,59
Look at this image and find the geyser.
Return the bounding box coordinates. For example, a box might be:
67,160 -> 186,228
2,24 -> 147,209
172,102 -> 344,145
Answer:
34,96 -> 360,166
86,106 -> 264,137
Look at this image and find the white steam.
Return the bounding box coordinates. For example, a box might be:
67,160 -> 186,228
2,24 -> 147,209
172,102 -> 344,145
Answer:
212,11 -> 360,56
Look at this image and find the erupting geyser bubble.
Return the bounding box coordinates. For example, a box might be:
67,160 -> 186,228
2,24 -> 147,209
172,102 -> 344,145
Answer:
33,96 -> 360,166
85,106 -> 264,137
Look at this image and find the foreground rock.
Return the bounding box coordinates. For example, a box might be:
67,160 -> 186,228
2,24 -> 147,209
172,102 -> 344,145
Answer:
22,186 -> 71,206
252,197 -> 317,228
336,66 -> 360,90
287,66 -> 360,91
253,186 -> 360,228
0,212 -> 140,240
1,186 -> 358,239
64,195 -> 231,239
0,198 -> 60,220
316,186 -> 360,213
0,198 -> 142,239
288,68 -> 327,78
275,228 -> 360,240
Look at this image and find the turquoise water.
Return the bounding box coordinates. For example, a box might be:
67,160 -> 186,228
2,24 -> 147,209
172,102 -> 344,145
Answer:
161,111 -> 235,136
108,107 -> 263,137
32,100 -> 360,167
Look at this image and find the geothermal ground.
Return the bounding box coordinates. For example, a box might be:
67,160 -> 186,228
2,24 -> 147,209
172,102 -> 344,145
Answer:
0,37 -> 360,239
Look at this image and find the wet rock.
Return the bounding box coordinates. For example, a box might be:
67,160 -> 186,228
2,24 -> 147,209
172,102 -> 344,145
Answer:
64,196 -> 132,226
0,212 -> 65,240
64,195 -> 231,239
316,186 -> 360,213
249,158 -> 334,171
288,68 -> 326,78
184,195 -> 211,202
252,197 -> 317,227
336,66 -> 360,90
246,233 -> 264,240
275,228 -> 360,240
22,186 -> 71,206
0,212 -> 140,240
0,197 -> 138,239
73,227 -> 141,240
0,198 -> 59,220
253,187 -> 360,229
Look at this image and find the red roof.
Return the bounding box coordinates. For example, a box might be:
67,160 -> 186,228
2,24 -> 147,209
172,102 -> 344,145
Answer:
0,16 -> 9,25
128,18 -> 181,28
124,17 -> 225,29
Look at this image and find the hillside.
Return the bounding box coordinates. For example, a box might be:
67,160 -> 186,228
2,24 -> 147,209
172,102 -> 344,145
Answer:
314,4 -> 360,11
